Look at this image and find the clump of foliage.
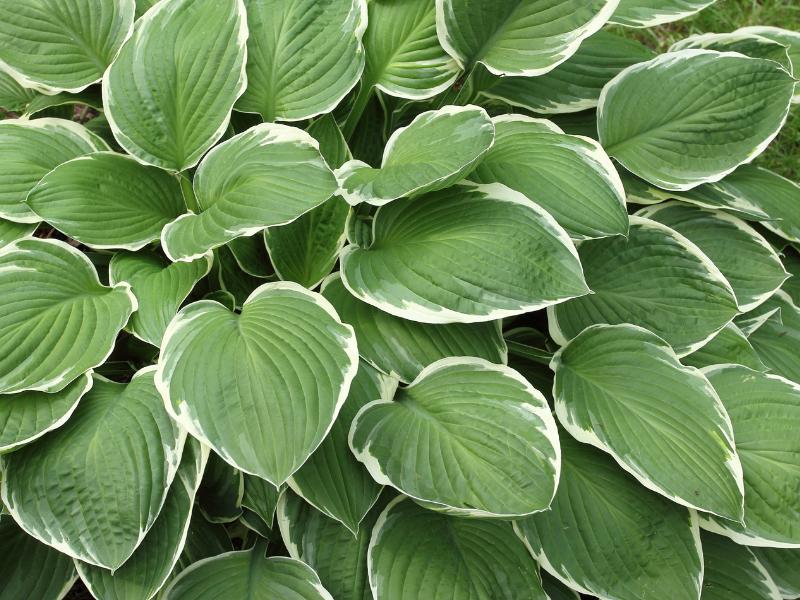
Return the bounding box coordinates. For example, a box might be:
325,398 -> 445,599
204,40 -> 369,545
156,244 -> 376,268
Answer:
0,1 -> 799,599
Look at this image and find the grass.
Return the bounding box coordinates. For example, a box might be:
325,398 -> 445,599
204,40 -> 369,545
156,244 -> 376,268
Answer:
612,0 -> 800,180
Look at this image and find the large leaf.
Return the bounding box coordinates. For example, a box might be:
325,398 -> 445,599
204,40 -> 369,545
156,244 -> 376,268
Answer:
637,202 -> 788,312
748,292 -> 800,385
552,324 -> 743,520
322,274 -> 506,383
0,118 -> 107,223
700,531 -> 781,600
549,216 -> 739,356
163,548 -> 333,600
702,365 -> 800,547
103,0 -> 248,171
515,435 -> 703,600
157,282 -> 358,485
0,516 -> 76,600
0,238 -> 136,394
76,439 -> 208,600
610,0 -> 718,27
236,0 -> 366,121
435,0 -> 618,76
109,250 -> 213,347
0,0 -> 134,92
598,50 -> 795,190
161,123 -> 337,262
368,496 -> 546,599
480,30 -> 655,114
350,357 -> 559,517
737,26 -> 800,102
751,548 -> 800,599
682,322 -> 767,372
670,32 -> 793,71
341,182 -> 588,324
288,361 -> 385,534
1,368 -> 183,569
0,371 -> 91,453
336,105 -> 494,206
471,115 -> 628,239
26,152 -> 185,250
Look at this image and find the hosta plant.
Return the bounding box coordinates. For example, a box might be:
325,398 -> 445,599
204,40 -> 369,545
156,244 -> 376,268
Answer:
1,0 -> 800,599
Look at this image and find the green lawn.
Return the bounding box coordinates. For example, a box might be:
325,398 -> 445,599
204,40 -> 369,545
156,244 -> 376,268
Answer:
612,0 -> 800,180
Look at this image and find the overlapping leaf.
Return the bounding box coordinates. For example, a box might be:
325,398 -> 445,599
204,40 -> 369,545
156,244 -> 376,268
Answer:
610,0 -> 719,27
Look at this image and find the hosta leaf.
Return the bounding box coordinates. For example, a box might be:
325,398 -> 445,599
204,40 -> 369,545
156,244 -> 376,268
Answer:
0,0 -> 134,92
515,435 -> 703,600
471,115 -> 628,239
288,361 -> 385,533
134,0 -> 157,18
157,282 -> 358,485
236,0 -> 366,121
748,293 -> 800,384
670,32 -> 793,71
341,182 -> 588,324
336,105 -> 494,206
552,324 -> 743,520
214,245 -> 263,308
0,238 -> 136,394
278,490 -> 385,600
77,439 -> 208,600
541,573 -> 580,600
700,531 -> 781,600
171,513 -> 233,574
751,547 -> 800,598
350,358 -> 559,517
0,219 -> 35,250
0,371 -> 90,453
109,250 -> 213,347
162,124 -> 337,262
480,30 -> 655,114
0,118 -> 107,223
368,496 -> 546,599
322,274 -> 506,383
610,0 -> 718,27
163,548 -> 333,600
702,365 -> 800,547
683,323 -> 767,371
228,235 -> 273,278
637,203 -> 788,312
103,0 -> 248,171
549,216 -> 739,356
0,516 -> 76,600
26,152 -> 185,250
242,475 -> 281,529
737,26 -> 800,102
435,0 -> 618,76
598,50 -> 795,190
782,251 -> 800,306
1,368 -> 183,569
0,71 -> 38,112
197,452 -> 243,524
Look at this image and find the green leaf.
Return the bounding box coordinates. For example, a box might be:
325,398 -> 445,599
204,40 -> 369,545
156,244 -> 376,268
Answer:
515,435 -> 703,600
0,371 -> 91,453
549,216 -> 739,356
170,512 -> 233,577
0,238 -> 136,394
161,123 -> 337,262
214,245 -> 264,308
323,273 -> 507,382
109,250 -> 213,347
0,71 -> 38,112
228,235 -> 274,278
242,475 -> 281,529
157,282 -> 358,485
350,357 -> 559,517
541,573 -> 580,600
76,438 -> 208,600
278,490 -> 385,600
236,0 -> 366,121
163,548 -> 333,600
471,115 -> 628,239
368,496 -> 546,599
748,292 -> 800,384
610,0 -> 718,27
196,452 -> 243,524
0,118 -> 107,222
700,531 -> 782,600
288,361 -> 385,534
0,0 -> 134,92
670,32 -> 793,71
480,30 -> 655,114
782,251 -> 800,306
103,0 -> 248,171
751,547 -> 800,599
26,152 -> 186,250
436,0 -> 618,76
682,323 -> 767,371
1,368 -> 184,569
636,203 -> 788,312
0,516 -> 76,600
598,50 -> 795,190
552,323 -> 743,520
341,182 -> 588,324
336,105 -> 494,206
702,365 -> 800,547
737,26 -> 800,102
0,219 -> 35,250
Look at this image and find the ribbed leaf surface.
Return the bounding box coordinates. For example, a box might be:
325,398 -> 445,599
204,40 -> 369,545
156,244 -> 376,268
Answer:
700,531 -> 781,600
611,0 -> 718,27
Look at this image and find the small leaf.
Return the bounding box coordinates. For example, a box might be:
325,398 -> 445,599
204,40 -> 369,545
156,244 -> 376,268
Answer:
610,0 -> 719,27
751,547 -> 800,599
682,323 -> 767,371
0,219 -> 35,250
242,475 -> 281,530
700,531 -> 782,600
196,452 -> 244,524
748,292 -> 800,384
